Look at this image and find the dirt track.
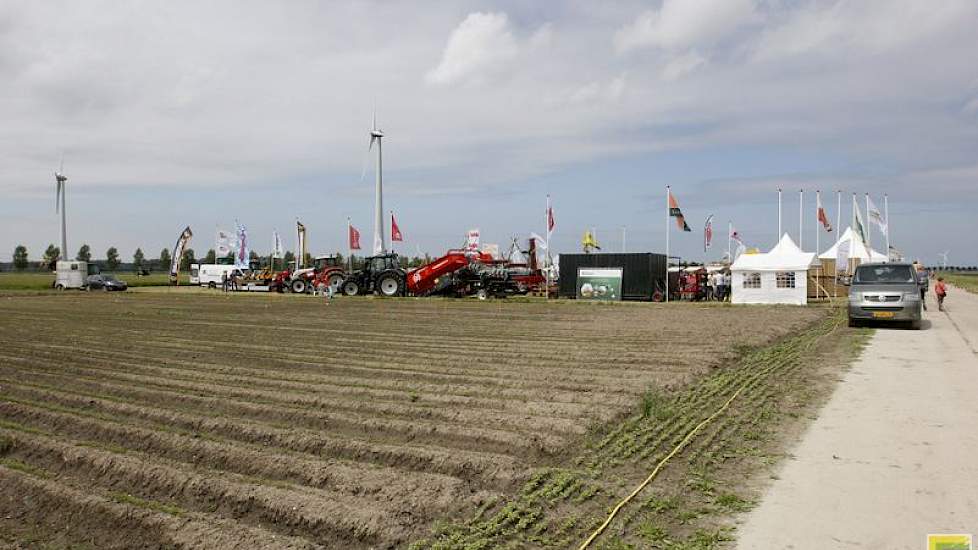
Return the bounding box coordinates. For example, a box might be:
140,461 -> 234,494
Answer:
0,292 -> 824,548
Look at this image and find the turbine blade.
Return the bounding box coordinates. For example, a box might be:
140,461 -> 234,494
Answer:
360,137 -> 373,182
59,152 -> 64,174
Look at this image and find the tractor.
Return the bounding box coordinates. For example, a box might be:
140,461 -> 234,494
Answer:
280,255 -> 347,294
340,253 -> 407,297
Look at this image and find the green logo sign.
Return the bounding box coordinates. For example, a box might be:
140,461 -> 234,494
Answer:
577,268 -> 623,301
929,534 -> 973,550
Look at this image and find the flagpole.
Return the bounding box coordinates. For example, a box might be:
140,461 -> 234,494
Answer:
665,186 -> 670,303
545,194 -> 551,300
347,217 -> 352,273
798,189 -> 803,249
865,193 -> 872,253
816,190 -> 820,299
727,220 -> 733,265
851,193 -> 857,275
836,190 -> 842,245
777,188 -> 782,242
884,194 -> 890,261
622,225 -> 626,253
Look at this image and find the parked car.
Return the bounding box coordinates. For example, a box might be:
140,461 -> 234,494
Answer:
848,263 -> 921,329
85,273 -> 128,292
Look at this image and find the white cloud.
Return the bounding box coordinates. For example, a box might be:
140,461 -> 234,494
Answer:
425,12 -> 518,86
661,52 -> 706,81
614,0 -> 757,53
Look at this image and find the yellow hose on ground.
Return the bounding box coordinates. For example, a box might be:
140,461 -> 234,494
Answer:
577,382 -> 749,550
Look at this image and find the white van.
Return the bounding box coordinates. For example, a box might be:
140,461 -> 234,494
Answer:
191,263 -> 241,288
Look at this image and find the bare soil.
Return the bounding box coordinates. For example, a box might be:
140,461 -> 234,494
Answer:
0,291 -> 826,548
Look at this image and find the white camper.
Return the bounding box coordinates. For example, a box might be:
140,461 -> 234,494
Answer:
190,263 -> 241,288
55,260 -> 95,290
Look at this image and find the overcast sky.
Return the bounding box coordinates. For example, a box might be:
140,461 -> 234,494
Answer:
2,0 -> 976,265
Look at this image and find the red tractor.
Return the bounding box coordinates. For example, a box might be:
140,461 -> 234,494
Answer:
275,255 -> 347,294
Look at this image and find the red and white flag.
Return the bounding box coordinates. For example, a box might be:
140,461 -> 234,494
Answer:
348,223 -> 361,250
391,212 -> 403,242
704,215 -> 714,252
817,191 -> 833,232
730,226 -> 743,245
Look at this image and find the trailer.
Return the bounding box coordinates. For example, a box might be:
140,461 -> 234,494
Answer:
559,253 -> 667,301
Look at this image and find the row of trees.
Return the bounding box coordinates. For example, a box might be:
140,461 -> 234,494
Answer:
11,244 -> 439,272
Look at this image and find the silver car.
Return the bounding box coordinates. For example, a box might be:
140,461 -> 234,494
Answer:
848,263 -> 922,329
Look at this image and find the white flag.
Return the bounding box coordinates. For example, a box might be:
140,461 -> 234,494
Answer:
216,229 -> 233,258
272,230 -> 284,259
466,228 -> 480,251
234,222 -> 249,268
836,239 -> 851,271
867,196 -> 887,235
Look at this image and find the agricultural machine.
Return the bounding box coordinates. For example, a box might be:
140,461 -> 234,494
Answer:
275,255 -> 347,294
340,241 -> 546,299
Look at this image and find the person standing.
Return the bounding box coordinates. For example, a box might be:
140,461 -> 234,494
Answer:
935,277 -> 947,312
707,272 -> 717,301
913,262 -> 928,311
221,271 -> 229,293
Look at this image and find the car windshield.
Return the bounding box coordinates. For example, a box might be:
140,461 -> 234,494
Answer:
853,265 -> 915,284
103,274 -> 117,281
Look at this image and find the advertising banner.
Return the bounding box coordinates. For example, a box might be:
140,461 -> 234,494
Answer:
576,267 -> 623,301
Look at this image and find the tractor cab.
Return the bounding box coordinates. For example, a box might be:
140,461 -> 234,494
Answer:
313,255 -> 342,271
366,254 -> 399,274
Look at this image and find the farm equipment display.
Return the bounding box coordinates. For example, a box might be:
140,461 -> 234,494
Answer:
340,244 -> 546,299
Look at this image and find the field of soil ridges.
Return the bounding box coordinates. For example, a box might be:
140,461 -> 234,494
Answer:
0,292 -> 825,548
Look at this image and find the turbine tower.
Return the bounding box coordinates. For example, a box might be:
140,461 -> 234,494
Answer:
939,250 -> 949,270
369,113 -> 386,255
54,157 -> 68,260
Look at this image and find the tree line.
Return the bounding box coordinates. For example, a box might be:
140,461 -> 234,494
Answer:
9,244 -> 436,272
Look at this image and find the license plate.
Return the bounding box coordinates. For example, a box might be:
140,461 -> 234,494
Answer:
873,311 -> 895,319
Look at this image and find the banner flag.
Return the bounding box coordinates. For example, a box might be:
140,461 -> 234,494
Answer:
391,213 -> 403,242
466,229 -> 480,251
704,214 -> 714,252
547,202 -> 555,233
836,239 -> 851,271
668,190 -> 692,232
817,193 -> 833,232
234,222 -> 249,268
170,226 -> 193,282
296,221 -> 307,267
349,223 -> 361,250
216,229 -> 233,257
867,196 -> 887,235
730,226 -> 743,245
272,230 -> 284,259
582,230 -> 601,252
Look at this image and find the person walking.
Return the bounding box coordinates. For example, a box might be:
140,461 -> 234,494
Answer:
914,262 -> 928,311
221,271 -> 229,293
935,277 -> 947,312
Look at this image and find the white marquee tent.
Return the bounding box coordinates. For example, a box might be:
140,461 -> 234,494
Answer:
731,233 -> 817,305
818,227 -> 887,263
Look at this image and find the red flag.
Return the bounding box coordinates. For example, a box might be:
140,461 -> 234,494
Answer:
349,224 -> 361,250
704,215 -> 714,251
391,213 -> 403,242
817,192 -> 832,232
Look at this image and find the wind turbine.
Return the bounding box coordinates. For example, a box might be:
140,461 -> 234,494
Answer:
54,155 -> 68,261
363,112 -> 386,256
939,250 -> 949,270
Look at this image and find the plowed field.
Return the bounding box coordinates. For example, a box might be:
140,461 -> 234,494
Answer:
0,292 -> 825,548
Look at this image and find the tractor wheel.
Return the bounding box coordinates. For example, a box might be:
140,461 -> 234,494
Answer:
291,279 -> 307,294
343,280 -> 360,296
327,273 -> 344,294
378,275 -> 402,297
476,289 -> 489,301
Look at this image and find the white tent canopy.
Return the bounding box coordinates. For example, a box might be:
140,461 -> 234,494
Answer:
730,233 -> 816,305
819,226 -> 887,262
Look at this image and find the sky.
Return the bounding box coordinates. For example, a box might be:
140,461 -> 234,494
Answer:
1,0 -> 977,266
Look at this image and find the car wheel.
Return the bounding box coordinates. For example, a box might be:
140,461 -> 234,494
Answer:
378,275 -> 402,297
208,282 -> 216,289
848,317 -> 859,328
343,281 -> 360,296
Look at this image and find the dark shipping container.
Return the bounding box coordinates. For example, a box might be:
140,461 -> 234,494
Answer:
559,253 -> 668,301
